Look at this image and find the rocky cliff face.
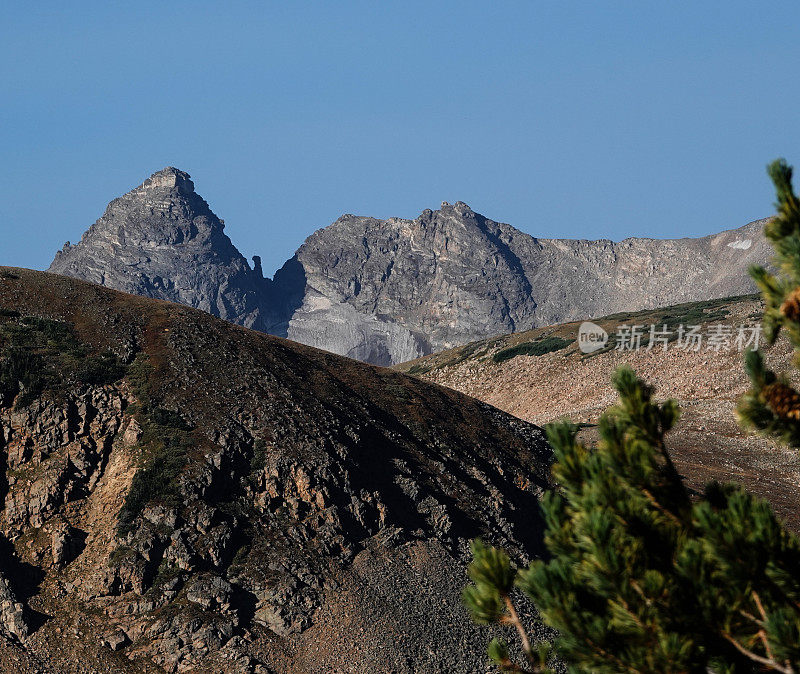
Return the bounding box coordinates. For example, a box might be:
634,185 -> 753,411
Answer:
277,202 -> 772,363
49,169 -> 773,366
0,267 -> 551,673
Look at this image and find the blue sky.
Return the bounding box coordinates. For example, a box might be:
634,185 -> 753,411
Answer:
2,2 -> 799,275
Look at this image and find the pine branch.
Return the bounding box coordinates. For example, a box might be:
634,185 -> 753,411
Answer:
501,595 -> 534,662
721,631 -> 794,674
640,487 -> 684,527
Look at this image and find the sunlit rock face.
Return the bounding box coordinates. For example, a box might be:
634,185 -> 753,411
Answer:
274,200 -> 771,362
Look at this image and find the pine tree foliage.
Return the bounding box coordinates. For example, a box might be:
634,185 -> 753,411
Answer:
739,159 -> 800,444
464,160 -> 800,673
466,369 -> 800,672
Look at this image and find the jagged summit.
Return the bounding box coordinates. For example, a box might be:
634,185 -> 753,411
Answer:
54,166 -> 218,254
102,166 -> 215,238
49,167 -> 274,332
440,200 -> 472,212
136,166 -> 195,193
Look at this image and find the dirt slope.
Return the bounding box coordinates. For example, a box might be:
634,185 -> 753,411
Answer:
397,295 -> 800,528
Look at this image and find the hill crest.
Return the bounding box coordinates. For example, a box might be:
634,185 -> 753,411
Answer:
0,266 -> 549,673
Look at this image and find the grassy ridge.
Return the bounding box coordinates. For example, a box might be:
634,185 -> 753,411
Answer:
0,314 -> 126,407
398,293 -> 760,373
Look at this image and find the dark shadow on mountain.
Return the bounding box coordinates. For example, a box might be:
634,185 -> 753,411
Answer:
266,255 -> 307,338
0,535 -> 48,633
0,426 -> 48,633
472,212 -> 535,329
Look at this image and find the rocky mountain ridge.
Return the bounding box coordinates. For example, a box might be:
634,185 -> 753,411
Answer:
0,267 -> 551,673
49,168 -> 774,365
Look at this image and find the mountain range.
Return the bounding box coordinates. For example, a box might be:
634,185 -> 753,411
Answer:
49,167 -> 774,365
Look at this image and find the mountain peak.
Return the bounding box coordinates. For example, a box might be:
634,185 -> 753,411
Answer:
135,166 -> 195,194
49,168 -> 276,332
437,200 -> 474,217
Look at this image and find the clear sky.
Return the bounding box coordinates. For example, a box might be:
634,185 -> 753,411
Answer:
2,2 -> 800,276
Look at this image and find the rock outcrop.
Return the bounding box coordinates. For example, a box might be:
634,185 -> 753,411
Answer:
0,267 -> 551,673
0,572 -> 28,644
49,169 -> 773,365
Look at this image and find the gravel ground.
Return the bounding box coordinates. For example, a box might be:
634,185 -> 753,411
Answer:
405,298 -> 800,529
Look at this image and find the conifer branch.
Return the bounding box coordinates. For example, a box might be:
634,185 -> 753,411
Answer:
721,631 -> 794,673
640,487 -> 684,527
582,637 -> 643,674
501,595 -> 534,662
752,591 -> 778,663
754,590 -> 769,621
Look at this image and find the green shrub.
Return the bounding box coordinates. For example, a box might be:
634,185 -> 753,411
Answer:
406,362 -> 431,375
20,316 -> 75,345
75,351 -> 127,385
107,546 -> 135,568
117,441 -> 188,536
0,316 -> 132,407
492,337 -> 573,363
117,388 -> 194,536
149,406 -> 191,430
0,347 -> 46,407
126,353 -> 154,406
651,303 -> 730,334
150,559 -> 182,591
448,341 -> 489,367
250,438 -> 269,473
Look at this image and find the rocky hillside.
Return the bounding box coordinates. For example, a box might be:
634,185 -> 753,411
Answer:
397,295 -> 800,529
0,267 -> 551,673
50,169 -> 772,366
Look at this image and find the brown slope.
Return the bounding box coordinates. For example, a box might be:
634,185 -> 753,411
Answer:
397,295 -> 800,529
0,267 -> 551,673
